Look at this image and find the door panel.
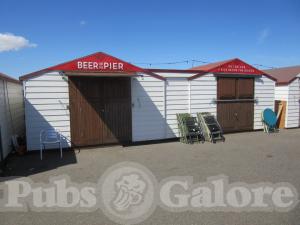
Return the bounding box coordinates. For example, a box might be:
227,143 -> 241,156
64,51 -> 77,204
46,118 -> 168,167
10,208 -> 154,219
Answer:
237,78 -> 254,99
217,78 -> 236,99
217,77 -> 254,133
69,77 -> 131,146
235,102 -> 254,131
217,102 -> 237,132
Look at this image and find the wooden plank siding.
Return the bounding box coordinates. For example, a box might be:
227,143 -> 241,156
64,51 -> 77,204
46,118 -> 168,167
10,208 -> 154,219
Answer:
131,75 -> 166,141
275,85 -> 289,101
254,76 -> 276,130
286,78 -> 300,128
190,74 -> 217,116
24,71 -> 276,148
24,72 -> 71,150
165,78 -> 189,138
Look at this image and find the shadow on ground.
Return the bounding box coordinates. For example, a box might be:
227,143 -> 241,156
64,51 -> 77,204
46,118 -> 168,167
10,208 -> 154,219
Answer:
1,149 -> 77,180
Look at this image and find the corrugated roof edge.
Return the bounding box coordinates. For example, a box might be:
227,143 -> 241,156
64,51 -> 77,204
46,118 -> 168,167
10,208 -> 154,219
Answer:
0,72 -> 21,84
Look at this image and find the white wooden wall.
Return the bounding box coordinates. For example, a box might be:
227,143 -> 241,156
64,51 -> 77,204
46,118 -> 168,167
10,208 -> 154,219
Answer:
286,78 -> 300,128
275,85 -> 289,101
24,72 -> 71,151
131,75 -> 165,141
190,74 -> 217,116
165,78 -> 189,138
274,79 -> 300,128
0,80 -> 24,160
131,73 -> 217,140
24,72 -> 276,146
254,76 -> 276,130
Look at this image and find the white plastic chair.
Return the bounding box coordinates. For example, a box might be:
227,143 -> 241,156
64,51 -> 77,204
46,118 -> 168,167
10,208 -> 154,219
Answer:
40,129 -> 62,160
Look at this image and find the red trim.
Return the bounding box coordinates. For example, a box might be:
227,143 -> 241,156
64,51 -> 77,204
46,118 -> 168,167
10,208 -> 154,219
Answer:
261,73 -> 277,82
209,59 -> 264,75
143,70 -> 166,80
189,59 -> 272,81
19,68 -> 51,81
187,71 -> 209,80
147,68 -> 205,73
63,70 -> 136,75
19,52 -> 165,81
188,72 -> 277,81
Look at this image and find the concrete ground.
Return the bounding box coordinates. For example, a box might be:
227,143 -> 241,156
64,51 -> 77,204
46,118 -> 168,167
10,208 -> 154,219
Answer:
1,129 -> 300,225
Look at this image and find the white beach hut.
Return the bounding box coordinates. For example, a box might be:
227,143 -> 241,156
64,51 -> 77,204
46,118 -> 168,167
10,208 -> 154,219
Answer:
20,52 -> 276,151
265,66 -> 300,128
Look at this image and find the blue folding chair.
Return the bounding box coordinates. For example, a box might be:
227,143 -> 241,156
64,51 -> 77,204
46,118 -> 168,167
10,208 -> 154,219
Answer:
261,108 -> 278,133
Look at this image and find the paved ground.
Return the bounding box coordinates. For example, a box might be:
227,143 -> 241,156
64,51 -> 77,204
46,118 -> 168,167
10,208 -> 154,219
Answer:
1,129 -> 300,225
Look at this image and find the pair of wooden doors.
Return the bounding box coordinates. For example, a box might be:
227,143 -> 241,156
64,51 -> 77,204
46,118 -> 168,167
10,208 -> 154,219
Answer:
69,77 -> 132,146
217,77 -> 254,133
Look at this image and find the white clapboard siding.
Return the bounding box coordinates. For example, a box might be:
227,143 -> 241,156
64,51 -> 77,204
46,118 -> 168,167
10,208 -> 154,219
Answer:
165,78 -> 189,138
274,85 -> 289,101
286,78 -> 300,128
24,72 -> 71,151
254,76 -> 276,129
0,80 -> 24,161
190,74 -> 217,117
131,75 -> 166,141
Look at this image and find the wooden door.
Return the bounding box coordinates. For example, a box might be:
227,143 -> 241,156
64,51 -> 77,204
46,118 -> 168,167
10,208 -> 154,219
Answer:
217,77 -> 254,133
69,77 -> 132,146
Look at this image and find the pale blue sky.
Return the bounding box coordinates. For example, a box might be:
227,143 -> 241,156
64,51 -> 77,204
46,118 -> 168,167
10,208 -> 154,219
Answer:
0,0 -> 300,78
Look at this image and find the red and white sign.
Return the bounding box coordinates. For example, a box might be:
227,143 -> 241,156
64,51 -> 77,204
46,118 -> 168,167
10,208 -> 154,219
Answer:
49,52 -> 143,73
211,59 -> 263,75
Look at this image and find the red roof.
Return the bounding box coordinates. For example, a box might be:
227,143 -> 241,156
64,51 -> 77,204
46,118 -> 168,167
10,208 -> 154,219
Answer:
0,72 -> 20,84
264,66 -> 300,85
188,58 -> 273,80
190,59 -> 234,71
19,52 -> 165,81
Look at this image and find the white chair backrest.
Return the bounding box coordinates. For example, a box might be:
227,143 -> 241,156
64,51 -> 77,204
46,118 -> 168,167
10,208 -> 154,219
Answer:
40,129 -> 60,142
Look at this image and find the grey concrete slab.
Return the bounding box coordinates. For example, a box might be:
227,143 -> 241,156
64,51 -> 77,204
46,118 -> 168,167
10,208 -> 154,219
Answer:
1,129 -> 300,225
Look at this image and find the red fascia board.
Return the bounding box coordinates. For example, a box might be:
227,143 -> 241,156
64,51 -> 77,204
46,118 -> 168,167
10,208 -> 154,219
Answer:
20,69 -> 165,81
188,71 -> 209,80
143,70 -> 166,80
48,52 -> 143,72
188,72 -> 277,81
19,52 -> 165,81
188,59 -> 268,80
19,68 -> 51,81
210,59 -> 264,75
147,68 -> 205,73
20,52 -> 105,80
261,73 -> 277,82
